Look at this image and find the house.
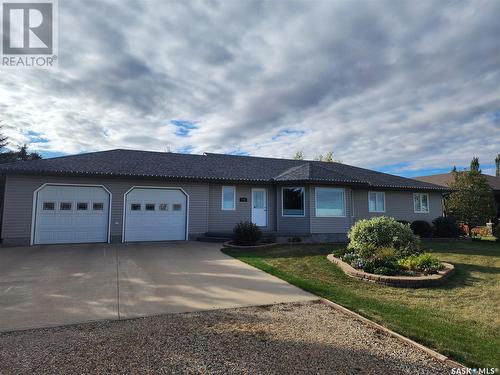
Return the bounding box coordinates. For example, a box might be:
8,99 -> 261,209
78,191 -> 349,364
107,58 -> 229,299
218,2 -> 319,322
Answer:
0,149 -> 448,246
414,172 -> 500,223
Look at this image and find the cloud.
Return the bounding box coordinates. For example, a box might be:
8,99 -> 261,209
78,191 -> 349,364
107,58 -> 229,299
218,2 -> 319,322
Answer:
0,0 -> 499,175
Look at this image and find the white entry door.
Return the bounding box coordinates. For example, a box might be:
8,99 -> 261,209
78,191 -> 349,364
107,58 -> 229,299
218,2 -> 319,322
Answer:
251,188 -> 267,227
33,185 -> 110,245
124,188 -> 187,242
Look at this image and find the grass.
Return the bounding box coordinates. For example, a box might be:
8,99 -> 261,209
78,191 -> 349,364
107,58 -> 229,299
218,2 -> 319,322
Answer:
222,240 -> 500,368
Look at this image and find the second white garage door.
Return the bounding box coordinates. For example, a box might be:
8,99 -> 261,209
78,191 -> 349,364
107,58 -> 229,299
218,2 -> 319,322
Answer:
124,188 -> 187,242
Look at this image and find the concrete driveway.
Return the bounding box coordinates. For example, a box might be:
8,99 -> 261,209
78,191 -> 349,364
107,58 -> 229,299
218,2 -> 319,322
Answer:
0,241 -> 315,332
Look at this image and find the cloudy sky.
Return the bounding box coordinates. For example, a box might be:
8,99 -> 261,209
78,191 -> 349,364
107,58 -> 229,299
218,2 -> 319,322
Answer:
1,0 -> 499,177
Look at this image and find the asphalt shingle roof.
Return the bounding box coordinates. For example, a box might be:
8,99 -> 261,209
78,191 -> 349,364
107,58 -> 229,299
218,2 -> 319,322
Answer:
0,149 -> 448,191
414,172 -> 500,191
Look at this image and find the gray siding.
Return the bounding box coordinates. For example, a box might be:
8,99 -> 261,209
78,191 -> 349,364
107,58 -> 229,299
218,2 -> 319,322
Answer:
352,190 -> 444,223
276,185 -> 310,234
207,184 -> 276,232
310,186 -> 353,233
1,175 -> 209,244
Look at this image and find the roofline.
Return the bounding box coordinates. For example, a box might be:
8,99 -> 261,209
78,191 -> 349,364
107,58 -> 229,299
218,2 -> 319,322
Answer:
0,170 -> 450,191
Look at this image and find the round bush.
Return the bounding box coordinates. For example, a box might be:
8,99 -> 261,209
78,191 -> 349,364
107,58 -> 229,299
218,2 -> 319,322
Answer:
233,221 -> 262,246
348,216 -> 420,258
432,216 -> 463,238
410,220 -> 433,238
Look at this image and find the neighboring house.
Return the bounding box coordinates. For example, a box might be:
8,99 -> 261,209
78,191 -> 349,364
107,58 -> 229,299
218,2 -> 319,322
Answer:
414,173 -> 500,222
0,149 -> 447,246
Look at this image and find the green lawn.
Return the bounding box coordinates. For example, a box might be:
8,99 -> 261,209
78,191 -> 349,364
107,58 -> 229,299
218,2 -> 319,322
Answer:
222,240 -> 500,368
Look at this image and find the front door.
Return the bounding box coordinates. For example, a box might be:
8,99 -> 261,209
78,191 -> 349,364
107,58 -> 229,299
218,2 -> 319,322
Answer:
252,188 -> 267,227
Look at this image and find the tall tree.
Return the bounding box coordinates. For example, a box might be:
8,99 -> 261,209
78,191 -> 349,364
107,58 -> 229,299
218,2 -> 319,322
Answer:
495,154 -> 500,177
470,156 -> 481,173
445,169 -> 496,235
16,144 -> 42,161
292,150 -> 304,160
0,122 -> 8,151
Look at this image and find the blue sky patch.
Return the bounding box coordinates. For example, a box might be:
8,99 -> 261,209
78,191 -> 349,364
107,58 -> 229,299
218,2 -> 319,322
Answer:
272,129 -> 305,141
177,145 -> 193,154
171,120 -> 198,137
26,130 -> 49,143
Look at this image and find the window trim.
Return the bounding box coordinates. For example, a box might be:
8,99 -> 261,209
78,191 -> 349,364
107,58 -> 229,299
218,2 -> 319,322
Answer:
281,187 -> 306,217
77,202 -> 88,211
413,193 -> 430,214
314,187 -> 346,217
93,202 -> 104,211
368,191 -> 386,213
131,203 -> 142,211
59,202 -> 72,211
42,202 -> 55,211
221,186 -> 236,211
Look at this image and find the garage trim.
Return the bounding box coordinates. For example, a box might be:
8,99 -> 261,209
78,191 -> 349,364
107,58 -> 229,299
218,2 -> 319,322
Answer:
122,186 -> 190,242
30,183 -> 112,246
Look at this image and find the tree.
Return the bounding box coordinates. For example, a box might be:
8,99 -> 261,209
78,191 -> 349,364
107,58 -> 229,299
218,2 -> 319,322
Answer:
292,150 -> 304,160
16,144 -> 42,161
470,156 -> 481,173
0,122 -> 8,151
314,151 -> 341,163
495,154 -> 500,177
445,169 -> 496,235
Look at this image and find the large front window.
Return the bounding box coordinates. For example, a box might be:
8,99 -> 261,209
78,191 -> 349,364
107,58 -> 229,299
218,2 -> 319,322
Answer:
414,193 -> 429,213
282,187 -> 304,216
315,187 -> 345,217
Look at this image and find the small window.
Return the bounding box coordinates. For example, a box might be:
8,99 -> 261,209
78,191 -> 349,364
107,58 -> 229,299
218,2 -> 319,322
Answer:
145,203 -> 155,211
368,192 -> 385,213
159,203 -> 168,211
43,202 -> 55,210
222,186 -> 235,210
282,187 -> 305,216
60,202 -> 72,211
77,202 -> 88,211
173,203 -> 182,211
315,187 -> 345,217
414,193 -> 430,213
131,203 -> 141,211
93,203 -> 104,211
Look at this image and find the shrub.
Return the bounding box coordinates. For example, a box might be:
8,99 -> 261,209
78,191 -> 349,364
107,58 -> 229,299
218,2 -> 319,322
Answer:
410,220 -> 433,237
494,225 -> 500,240
432,216 -> 463,238
233,221 -> 262,246
348,216 -> 420,258
332,248 -> 347,258
470,226 -> 492,237
397,220 -> 411,226
373,266 -> 399,276
398,253 -> 444,275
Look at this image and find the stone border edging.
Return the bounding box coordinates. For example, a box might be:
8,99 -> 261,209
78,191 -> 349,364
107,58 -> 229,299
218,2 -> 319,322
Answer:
327,254 -> 455,288
223,241 -> 278,249
319,299 -> 464,369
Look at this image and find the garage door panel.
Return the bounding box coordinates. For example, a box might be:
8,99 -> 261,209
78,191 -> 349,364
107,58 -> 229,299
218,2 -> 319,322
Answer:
124,188 -> 187,242
34,185 -> 110,245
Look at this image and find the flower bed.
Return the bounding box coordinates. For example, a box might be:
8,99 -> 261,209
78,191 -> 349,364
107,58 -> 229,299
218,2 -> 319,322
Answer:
327,254 -> 455,288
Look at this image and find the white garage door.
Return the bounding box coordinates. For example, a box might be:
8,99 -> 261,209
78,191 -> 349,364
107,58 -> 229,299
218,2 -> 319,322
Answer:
124,188 -> 187,242
33,185 -> 110,245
